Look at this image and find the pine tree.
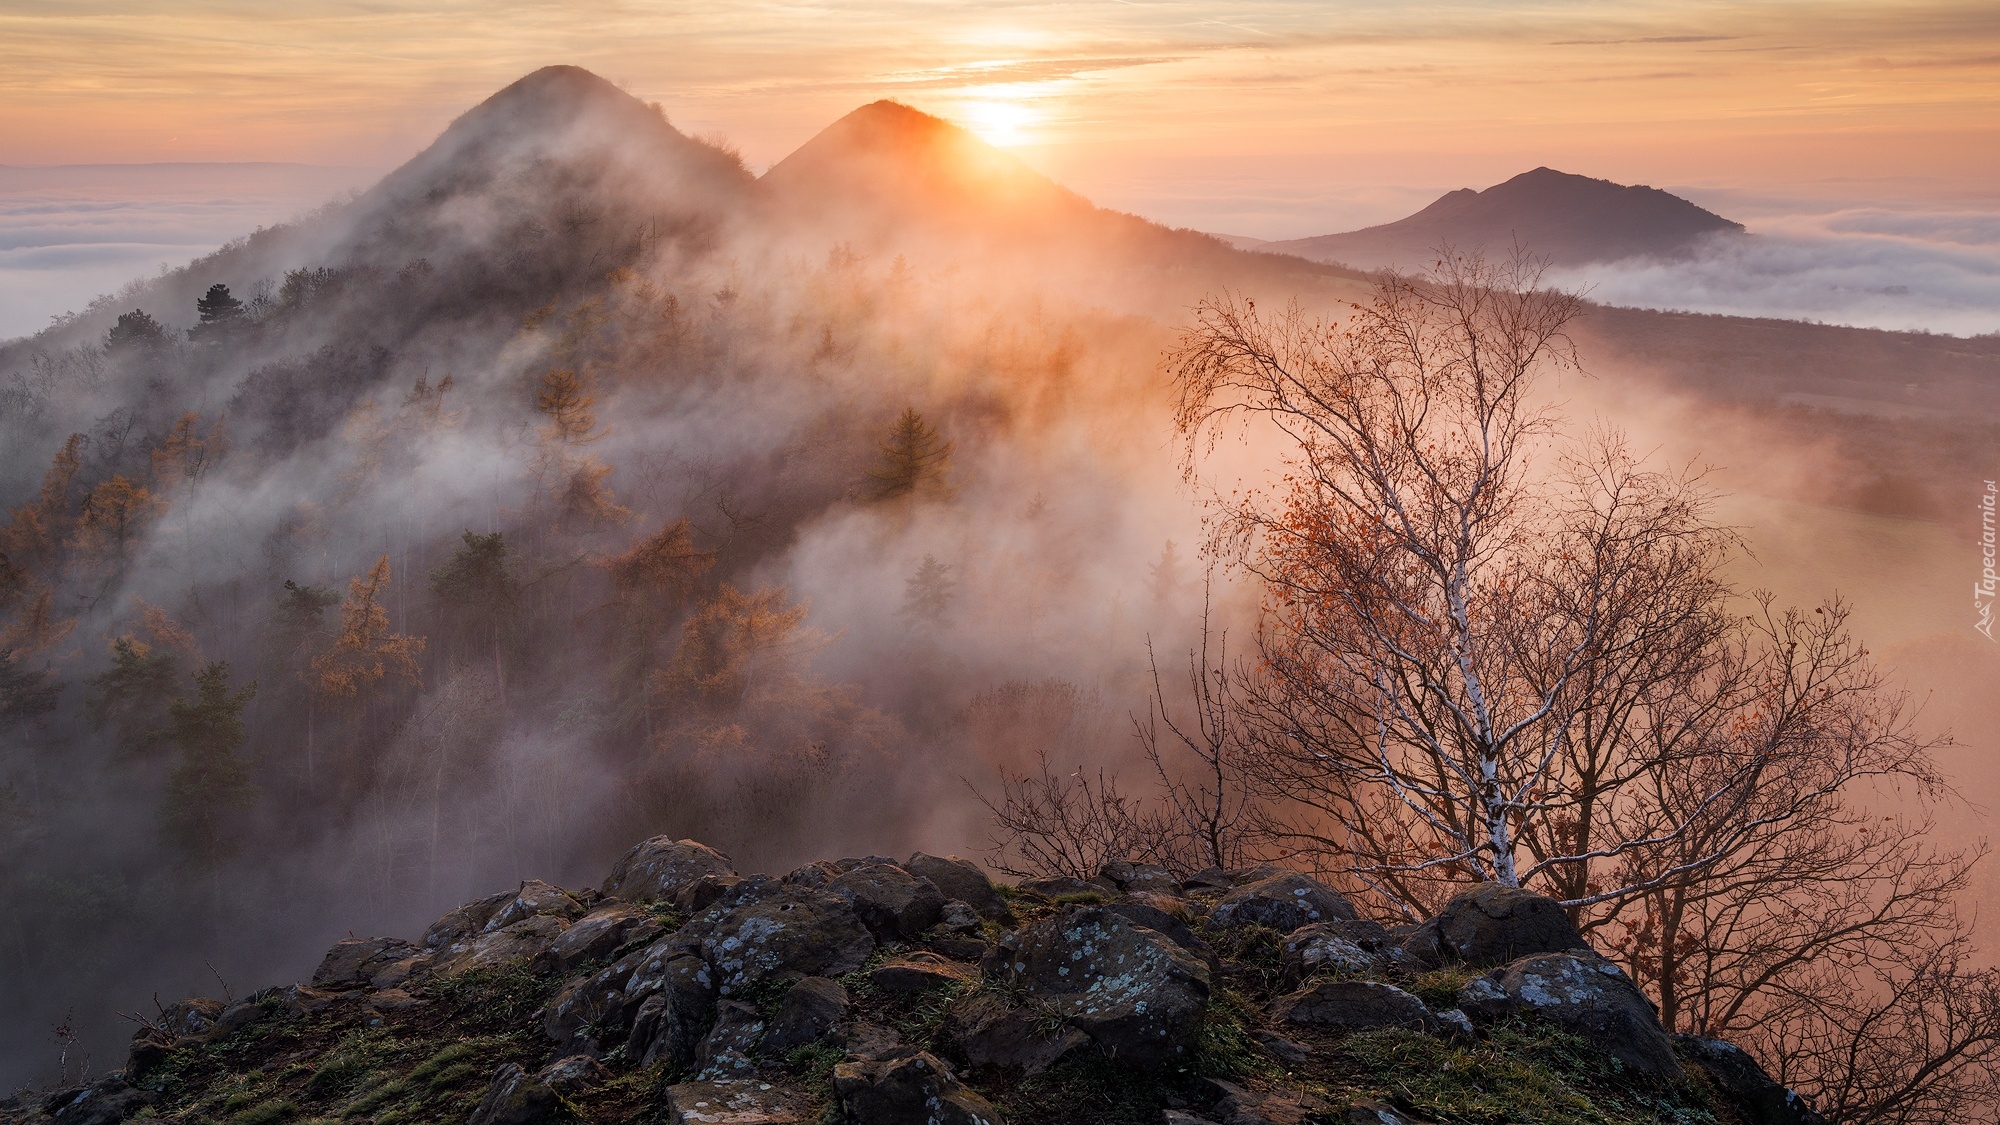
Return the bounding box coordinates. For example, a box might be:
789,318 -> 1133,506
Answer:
160,662 -> 257,876
901,554 -> 955,628
104,309 -> 168,354
87,636 -> 181,759
1148,539 -> 1186,604
0,647 -> 61,723
431,531 -> 517,696
194,284 -> 242,325
867,408 -> 952,501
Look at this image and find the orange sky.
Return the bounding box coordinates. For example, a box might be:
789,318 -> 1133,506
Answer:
3,1 -> 1999,234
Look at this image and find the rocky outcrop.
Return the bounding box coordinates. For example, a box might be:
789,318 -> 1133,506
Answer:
50,841 -> 1822,1125
1457,951 -> 1679,1079
1212,872 -> 1358,931
989,905 -> 1212,1067
1402,883 -> 1589,967
602,837 -> 736,903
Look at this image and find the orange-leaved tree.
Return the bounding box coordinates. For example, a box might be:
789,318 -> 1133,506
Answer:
306,557 -> 424,793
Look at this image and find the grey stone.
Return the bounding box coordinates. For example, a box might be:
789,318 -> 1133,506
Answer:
662,1078 -> 811,1124
676,877 -> 876,996
946,991 -> 1090,1076
1280,922 -> 1391,981
698,999 -> 766,1079
1464,952 -> 1679,1079
1205,1078 -> 1335,1125
1676,1035 -> 1827,1125
421,887 -> 517,949
1019,875 -> 1110,900
762,977 -> 849,1055
906,852 -> 1011,920
43,1075 -> 150,1125
868,951 -> 969,997
939,900 -> 983,933
993,905 -> 1211,1067
1345,1101 -> 1433,1124
485,879 -> 586,931
1213,873 -> 1358,931
677,874 -> 745,913
313,936 -> 419,987
1405,884 -> 1588,968
1268,980 -> 1439,1034
430,913 -> 571,978
1099,860 -> 1182,895
603,837 -> 736,903
468,1063 -> 559,1125
540,902 -> 667,974
828,862 -> 947,940
833,1050 -> 1005,1125
1251,1029 -> 1313,1065
1435,1008 -> 1476,1038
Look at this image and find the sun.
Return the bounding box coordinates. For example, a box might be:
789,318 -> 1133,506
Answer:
961,98 -> 1039,147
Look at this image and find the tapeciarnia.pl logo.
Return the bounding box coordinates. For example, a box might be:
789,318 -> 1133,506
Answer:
1978,480 -> 1998,642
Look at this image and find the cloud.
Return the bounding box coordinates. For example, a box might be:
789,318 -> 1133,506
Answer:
1550,209 -> 2000,336
0,164 -> 367,339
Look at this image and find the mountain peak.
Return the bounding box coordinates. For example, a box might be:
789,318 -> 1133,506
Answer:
1264,167 -> 1743,269
762,100 -> 1085,237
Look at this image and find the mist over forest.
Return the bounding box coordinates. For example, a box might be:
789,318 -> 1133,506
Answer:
2,65 -> 1997,1104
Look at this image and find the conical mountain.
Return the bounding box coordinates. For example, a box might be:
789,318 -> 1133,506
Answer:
761,100 -> 1090,239
1265,167 -> 1743,269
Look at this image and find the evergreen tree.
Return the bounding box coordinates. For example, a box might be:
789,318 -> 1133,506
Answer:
901,554 -> 954,628
160,663 -> 256,872
867,408 -> 952,501
1148,539 -> 1186,604
87,637 -> 181,759
0,647 -> 61,723
195,283 -> 242,325
431,531 -> 517,691
104,309 -> 168,354
188,283 -> 244,342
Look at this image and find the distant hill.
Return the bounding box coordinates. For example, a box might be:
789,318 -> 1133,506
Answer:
1263,167 -> 1744,270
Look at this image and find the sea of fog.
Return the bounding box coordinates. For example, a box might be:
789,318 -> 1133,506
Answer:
2,164 -> 1997,341
0,163 -> 373,340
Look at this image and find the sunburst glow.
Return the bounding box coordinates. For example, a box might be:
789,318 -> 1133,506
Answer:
961,98 -> 1039,147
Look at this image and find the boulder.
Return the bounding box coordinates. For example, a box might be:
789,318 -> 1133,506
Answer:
833,1051 -> 1005,1125
468,1062 -> 560,1125
868,951 -> 969,997
938,900 -> 984,932
762,977 -> 850,1056
1019,875 -> 1110,900
1106,900 -> 1220,973
546,938 -> 714,1060
828,862 -> 947,940
156,997 -> 224,1038
906,852 -> 1010,920
1213,873 -> 1358,931
1268,981 -> 1439,1035
1183,867 -> 1235,892
1676,1035 -> 1828,1125
1204,1078 -> 1335,1125
1250,1029 -> 1312,1065
946,992 -> 1090,1077
677,874 -> 746,913
485,879 -> 586,931
603,837 -> 736,903
662,1078 -> 811,1124
1457,952 -> 1678,1079
539,902 -> 667,974
1099,860 -> 1182,896
41,1075 -> 151,1125
313,936 -> 420,987
993,905 -> 1211,1067
431,914 -> 571,978
627,955 -> 721,1070
1404,884 -> 1587,968
422,887 -> 518,949
697,1000 -> 766,1079
1280,919 -> 1413,982
676,877 -> 876,996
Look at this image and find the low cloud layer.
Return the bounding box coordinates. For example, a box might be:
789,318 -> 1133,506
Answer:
0,164 -> 371,338
1552,204 -> 2000,336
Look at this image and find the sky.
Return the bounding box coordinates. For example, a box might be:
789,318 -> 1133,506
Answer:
2,0 -> 1999,336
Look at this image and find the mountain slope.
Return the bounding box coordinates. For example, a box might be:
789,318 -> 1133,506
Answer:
1265,167 -> 1744,269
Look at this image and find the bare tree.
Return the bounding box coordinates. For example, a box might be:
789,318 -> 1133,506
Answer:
1167,255 -> 2000,1120
1136,587 -> 1259,874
